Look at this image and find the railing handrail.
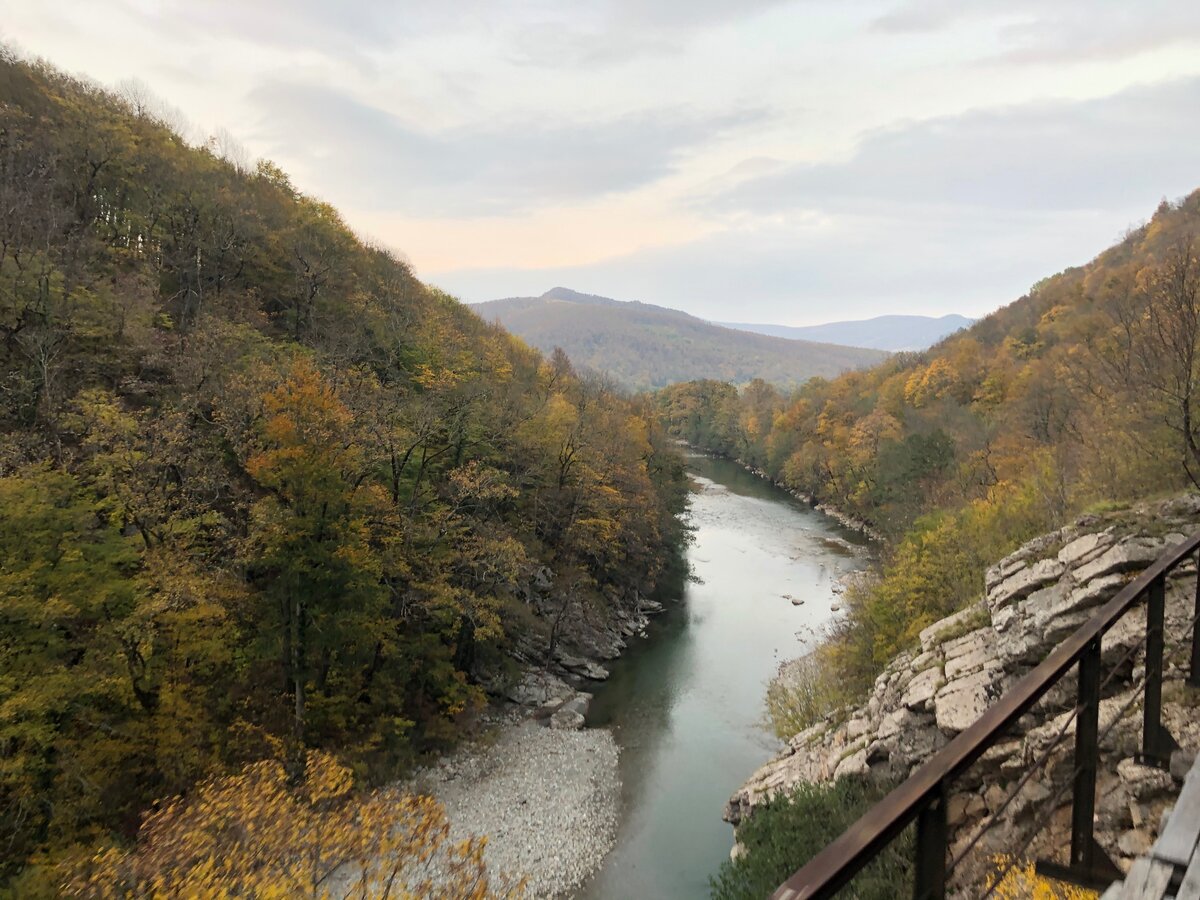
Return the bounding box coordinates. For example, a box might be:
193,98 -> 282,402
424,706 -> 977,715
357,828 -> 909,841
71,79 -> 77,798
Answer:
772,529 -> 1200,900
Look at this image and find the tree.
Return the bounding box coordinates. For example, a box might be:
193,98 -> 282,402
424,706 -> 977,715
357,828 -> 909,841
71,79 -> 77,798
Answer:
0,467 -> 235,876
244,360 -> 390,777
1139,237 -> 1200,485
62,749 -> 523,899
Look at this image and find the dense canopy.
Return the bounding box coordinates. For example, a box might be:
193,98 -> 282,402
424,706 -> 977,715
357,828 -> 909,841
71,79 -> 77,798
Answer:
0,51 -> 687,889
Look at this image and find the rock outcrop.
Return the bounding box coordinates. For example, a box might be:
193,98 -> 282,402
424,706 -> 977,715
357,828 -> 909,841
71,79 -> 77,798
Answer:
501,583 -> 666,722
512,572 -> 666,672
503,669 -> 595,731
726,494 -> 1200,883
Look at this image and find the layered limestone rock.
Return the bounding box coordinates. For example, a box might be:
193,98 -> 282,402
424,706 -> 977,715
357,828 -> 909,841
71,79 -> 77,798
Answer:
726,494 -> 1200,879
506,582 -> 666,706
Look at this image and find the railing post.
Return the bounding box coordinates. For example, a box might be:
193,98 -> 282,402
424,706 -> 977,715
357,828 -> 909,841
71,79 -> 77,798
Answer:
1037,639 -> 1120,888
1071,638 -> 1101,869
913,785 -> 947,900
1138,575 -> 1179,768
1190,550 -> 1200,687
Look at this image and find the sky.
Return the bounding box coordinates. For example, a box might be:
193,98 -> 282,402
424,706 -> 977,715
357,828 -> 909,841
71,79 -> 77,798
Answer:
4,1 -> 1200,324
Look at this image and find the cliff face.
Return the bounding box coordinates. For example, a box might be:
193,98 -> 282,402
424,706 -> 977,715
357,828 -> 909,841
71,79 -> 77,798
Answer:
727,494 -> 1200,881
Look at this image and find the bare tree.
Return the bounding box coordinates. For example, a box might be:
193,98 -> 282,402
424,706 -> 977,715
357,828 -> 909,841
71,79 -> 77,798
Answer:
1140,236 -> 1200,484
207,127 -> 253,175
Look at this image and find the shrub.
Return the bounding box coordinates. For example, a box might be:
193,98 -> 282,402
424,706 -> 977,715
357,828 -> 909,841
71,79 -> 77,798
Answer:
764,648 -> 854,738
710,777 -> 911,900
61,750 -> 524,898
824,480 -> 1053,703
987,857 -> 1097,899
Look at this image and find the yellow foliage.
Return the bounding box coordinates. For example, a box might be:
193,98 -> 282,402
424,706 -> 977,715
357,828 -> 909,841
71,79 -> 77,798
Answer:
903,358 -> 959,408
987,857 -> 1098,900
62,751 -> 524,899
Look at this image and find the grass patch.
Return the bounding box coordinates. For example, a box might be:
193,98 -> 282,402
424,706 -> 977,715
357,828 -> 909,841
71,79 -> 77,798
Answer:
926,603 -> 992,650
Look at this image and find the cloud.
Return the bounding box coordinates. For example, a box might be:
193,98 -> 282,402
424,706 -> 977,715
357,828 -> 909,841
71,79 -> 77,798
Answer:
704,77 -> 1200,217
871,0 -> 1200,65
428,203 -> 1136,322
602,0 -> 797,29
131,0 -> 796,71
248,80 -> 770,216
121,0 -> 409,67
431,74 -> 1200,323
506,22 -> 684,68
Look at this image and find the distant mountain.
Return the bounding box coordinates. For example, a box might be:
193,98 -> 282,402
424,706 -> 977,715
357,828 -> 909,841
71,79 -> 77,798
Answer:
472,288 -> 887,391
718,314 -> 974,352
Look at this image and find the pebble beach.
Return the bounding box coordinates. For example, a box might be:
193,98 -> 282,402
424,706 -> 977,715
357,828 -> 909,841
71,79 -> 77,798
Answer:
413,721 -> 620,898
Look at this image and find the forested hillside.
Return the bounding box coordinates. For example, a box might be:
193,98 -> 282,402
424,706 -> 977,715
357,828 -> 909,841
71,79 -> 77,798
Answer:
473,287 -> 886,390
0,52 -> 687,889
660,192 -> 1200,703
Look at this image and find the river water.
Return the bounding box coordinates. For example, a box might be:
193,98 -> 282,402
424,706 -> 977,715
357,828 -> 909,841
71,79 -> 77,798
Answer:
580,453 -> 871,899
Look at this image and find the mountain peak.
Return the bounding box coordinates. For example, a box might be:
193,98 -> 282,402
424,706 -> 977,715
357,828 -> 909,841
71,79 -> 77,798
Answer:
540,286 -> 622,307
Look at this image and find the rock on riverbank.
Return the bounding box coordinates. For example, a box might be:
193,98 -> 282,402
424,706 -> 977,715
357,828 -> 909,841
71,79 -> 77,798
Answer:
415,721 -> 620,898
727,494 -> 1200,887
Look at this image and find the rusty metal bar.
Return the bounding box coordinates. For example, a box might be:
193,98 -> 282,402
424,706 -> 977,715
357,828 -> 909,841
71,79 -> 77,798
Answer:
1137,575 -> 1179,769
771,531 -> 1200,900
1143,575 -> 1166,760
1035,637 -> 1121,889
913,787 -> 947,900
1071,638 -> 1101,868
1191,551 -> 1200,687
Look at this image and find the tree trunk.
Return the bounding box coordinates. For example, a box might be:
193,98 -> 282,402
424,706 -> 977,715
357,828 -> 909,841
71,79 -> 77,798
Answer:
289,584 -> 306,783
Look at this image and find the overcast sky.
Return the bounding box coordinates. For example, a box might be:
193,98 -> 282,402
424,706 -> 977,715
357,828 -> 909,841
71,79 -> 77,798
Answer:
4,1 -> 1200,324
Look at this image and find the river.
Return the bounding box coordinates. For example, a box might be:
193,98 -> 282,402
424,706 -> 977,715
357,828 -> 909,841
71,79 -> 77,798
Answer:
579,452 -> 871,899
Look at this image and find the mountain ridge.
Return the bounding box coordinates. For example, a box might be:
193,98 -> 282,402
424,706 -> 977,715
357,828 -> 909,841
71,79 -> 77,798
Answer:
472,289 -> 887,391
717,313 -> 974,351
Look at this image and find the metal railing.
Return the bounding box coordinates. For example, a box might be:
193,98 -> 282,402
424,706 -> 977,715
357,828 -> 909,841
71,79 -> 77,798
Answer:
772,530 -> 1200,900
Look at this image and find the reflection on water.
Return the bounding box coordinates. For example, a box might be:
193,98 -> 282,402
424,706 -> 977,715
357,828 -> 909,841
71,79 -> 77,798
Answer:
580,454 -> 871,899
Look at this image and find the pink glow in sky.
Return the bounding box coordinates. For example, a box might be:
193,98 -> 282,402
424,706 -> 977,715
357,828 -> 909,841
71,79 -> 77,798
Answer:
4,1 -> 1200,323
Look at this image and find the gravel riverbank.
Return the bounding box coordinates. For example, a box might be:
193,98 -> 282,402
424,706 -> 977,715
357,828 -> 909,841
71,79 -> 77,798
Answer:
414,721 -> 620,898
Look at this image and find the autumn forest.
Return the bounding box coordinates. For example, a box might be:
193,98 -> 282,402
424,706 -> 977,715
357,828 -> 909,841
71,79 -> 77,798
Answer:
0,52 -> 688,893
4,29 -> 1200,900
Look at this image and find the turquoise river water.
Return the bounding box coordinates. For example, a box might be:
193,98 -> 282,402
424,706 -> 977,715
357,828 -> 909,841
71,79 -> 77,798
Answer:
579,453 -> 872,899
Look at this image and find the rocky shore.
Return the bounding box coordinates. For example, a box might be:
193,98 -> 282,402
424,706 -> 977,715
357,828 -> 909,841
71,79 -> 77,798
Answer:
675,442 -> 885,543
727,494 -> 1200,891
330,709 -> 620,899
402,596 -> 668,895
413,719 -> 620,898
737,460 -> 886,543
